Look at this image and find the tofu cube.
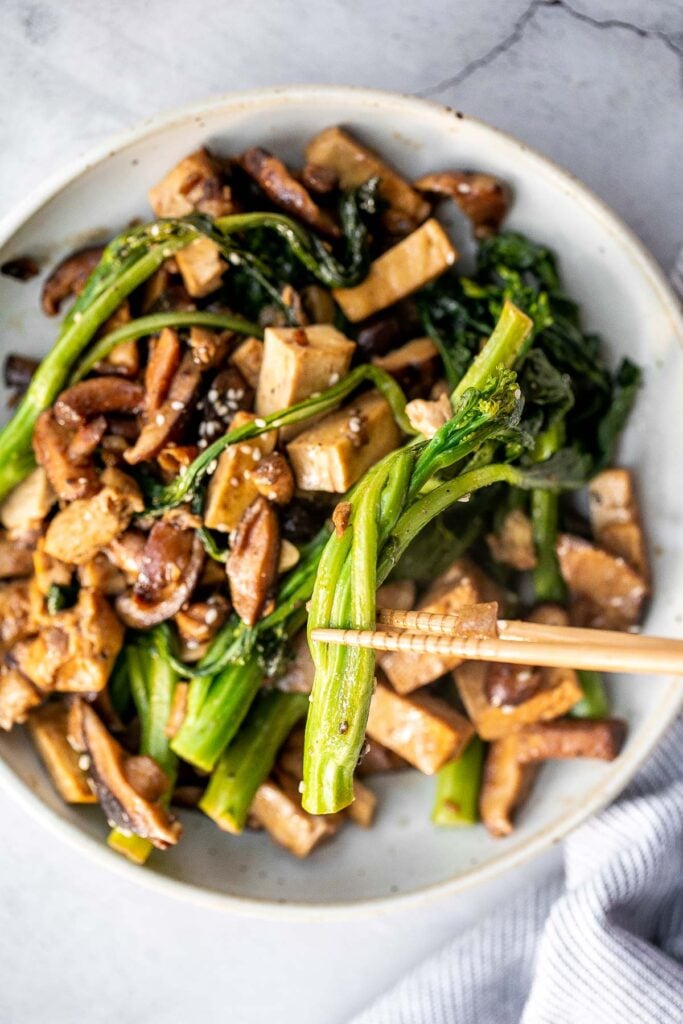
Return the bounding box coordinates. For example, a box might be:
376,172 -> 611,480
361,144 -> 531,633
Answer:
366,680 -> 474,775
230,337 -> 264,389
286,390 -> 401,493
305,126 -> 430,228
148,148 -> 233,219
379,559 -> 500,694
588,468 -> 649,581
176,237 -> 226,298
255,324 -> 356,432
333,219 -> 457,322
203,411 -> 277,532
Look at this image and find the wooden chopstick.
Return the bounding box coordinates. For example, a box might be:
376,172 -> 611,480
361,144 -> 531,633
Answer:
310,609 -> 683,676
378,608 -> 671,651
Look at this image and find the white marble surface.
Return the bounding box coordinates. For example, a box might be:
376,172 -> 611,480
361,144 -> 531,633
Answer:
0,2 -> 681,1021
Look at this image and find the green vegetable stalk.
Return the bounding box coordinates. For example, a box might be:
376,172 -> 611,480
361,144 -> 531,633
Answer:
303,303 -> 537,815
530,421 -> 567,605
431,736 -> 484,826
108,634 -> 179,863
200,691 -> 308,833
571,670 -> 610,720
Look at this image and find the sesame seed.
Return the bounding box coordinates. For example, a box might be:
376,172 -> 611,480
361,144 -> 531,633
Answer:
186,639 -> 199,650
230,476 -> 240,486
207,389 -> 219,402
298,781 -> 304,794
228,253 -> 242,266
254,418 -> 266,428
205,607 -> 218,624
198,439 -> 208,449
162,248 -> 172,258
329,372 -> 340,385
150,224 -> 160,237
78,755 -> 91,772
239,445 -> 252,455
251,449 -> 262,462
206,459 -> 218,475
170,400 -> 184,411
155,413 -> 166,426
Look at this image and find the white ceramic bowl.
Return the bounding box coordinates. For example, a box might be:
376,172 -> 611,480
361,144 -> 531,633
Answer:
0,86 -> 681,919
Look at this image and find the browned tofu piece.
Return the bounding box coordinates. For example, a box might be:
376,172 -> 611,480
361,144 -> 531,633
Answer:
148,148 -> 233,219
333,219 -> 457,322
454,660 -> 582,741
287,390 -> 401,493
480,736 -> 538,837
43,469 -> 143,565
588,469 -> 649,581
28,701 -> 96,802
203,411 -> 277,532
514,718 -> 626,763
376,579 -> 417,612
372,337 -> 440,398
13,589 -> 124,694
0,581 -> 33,655
250,777 -> 337,858
175,237 -> 226,298
556,533 -> 648,630
305,126 -> 430,230
379,559 -> 500,694
366,680 -> 474,775
255,325 -> 356,435
0,665 -> 42,731
0,534 -> 34,579
230,336 -> 264,389
345,778 -> 377,828
357,739 -> 409,776
0,467 -> 54,531
487,508 -> 537,571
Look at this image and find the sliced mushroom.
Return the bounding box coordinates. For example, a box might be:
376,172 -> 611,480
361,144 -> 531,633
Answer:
124,351 -> 202,464
69,699 -> 182,849
0,581 -> 33,655
241,147 -> 340,238
251,453 -> 295,505
227,497 -> 280,627
372,336 -> 441,398
187,326 -> 231,369
54,377 -> 145,429
300,162 -> 338,196
116,522 -> 204,628
41,246 -> 104,316
33,409 -> 100,502
43,469 -> 144,565
485,662 -> 543,708
66,415 -> 108,463
145,327 -> 182,415
103,530 -> 146,582
3,354 -> 39,391
480,735 -> 538,838
96,302 -> 139,377
487,508 -> 537,571
28,700 -> 96,802
414,171 -> 510,238
480,718 -> 626,837
174,596 -> 229,660
148,148 -> 233,219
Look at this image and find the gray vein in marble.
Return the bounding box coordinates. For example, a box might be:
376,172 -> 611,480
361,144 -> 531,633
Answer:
419,0 -> 683,97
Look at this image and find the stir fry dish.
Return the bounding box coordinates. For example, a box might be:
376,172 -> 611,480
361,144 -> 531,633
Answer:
0,127 -> 647,862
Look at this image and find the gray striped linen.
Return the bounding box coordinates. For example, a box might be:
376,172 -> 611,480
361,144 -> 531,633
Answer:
351,264 -> 683,1024
351,714 -> 683,1024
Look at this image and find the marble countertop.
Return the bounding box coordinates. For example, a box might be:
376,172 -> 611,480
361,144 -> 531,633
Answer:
0,2 -> 681,1021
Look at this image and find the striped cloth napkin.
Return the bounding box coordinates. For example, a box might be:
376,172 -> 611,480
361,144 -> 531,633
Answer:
351,262 -> 683,1024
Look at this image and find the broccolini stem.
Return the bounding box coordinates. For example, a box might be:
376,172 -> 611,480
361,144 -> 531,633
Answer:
0,228 -> 197,501
108,638 -> 179,863
200,691 -> 308,833
451,300 -> 533,402
71,310 -> 263,383
531,422 -> 567,605
171,656 -> 263,772
431,736 -> 484,826
571,670 -> 610,720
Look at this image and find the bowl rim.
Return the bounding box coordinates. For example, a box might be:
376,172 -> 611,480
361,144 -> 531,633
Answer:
1,83 -> 681,921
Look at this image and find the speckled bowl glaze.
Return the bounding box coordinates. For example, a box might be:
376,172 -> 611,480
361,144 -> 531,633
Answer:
0,86 -> 681,919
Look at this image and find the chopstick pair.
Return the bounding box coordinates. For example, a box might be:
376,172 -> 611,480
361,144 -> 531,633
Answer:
310,607 -> 683,676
